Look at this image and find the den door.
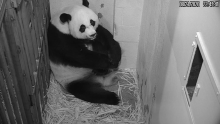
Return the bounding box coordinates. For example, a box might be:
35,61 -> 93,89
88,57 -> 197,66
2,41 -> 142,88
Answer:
185,42 -> 220,124
190,63 -> 220,124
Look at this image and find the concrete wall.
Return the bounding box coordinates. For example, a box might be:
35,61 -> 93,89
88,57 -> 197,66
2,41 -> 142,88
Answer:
137,0 -> 220,123
49,0 -> 82,16
168,0 -> 220,86
114,0 -> 144,69
137,0 -> 189,123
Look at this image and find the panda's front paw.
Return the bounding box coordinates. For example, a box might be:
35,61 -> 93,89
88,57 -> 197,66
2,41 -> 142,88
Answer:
105,92 -> 120,105
97,54 -> 113,69
107,55 -> 119,69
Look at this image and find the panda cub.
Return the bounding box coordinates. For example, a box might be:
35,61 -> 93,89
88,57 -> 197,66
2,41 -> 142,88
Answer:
48,5 -> 122,105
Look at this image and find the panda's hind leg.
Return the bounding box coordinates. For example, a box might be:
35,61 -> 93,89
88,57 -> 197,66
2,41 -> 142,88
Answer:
102,71 -> 119,86
94,71 -> 119,87
66,78 -> 120,105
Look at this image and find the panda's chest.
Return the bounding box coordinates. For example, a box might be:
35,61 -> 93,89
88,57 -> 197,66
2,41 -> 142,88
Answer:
50,62 -> 92,85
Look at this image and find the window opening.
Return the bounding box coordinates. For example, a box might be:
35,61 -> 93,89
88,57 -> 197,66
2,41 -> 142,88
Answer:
186,47 -> 203,101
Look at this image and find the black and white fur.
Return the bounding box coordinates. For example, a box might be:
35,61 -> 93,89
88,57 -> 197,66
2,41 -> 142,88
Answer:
48,5 -> 122,105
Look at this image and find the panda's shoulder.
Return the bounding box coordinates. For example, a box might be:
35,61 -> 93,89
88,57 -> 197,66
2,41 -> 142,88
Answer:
96,25 -> 113,38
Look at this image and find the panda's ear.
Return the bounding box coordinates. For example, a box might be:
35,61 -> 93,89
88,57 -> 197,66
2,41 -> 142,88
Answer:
60,13 -> 72,23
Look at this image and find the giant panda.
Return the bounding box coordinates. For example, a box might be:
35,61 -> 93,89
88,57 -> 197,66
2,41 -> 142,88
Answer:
47,5 -> 122,105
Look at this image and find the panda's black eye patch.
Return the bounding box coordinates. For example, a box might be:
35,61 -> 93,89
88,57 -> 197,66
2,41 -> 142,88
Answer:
60,13 -> 72,23
90,19 -> 95,26
79,25 -> 86,33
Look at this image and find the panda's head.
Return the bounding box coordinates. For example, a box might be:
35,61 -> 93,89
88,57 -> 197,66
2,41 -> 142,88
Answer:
52,5 -> 99,40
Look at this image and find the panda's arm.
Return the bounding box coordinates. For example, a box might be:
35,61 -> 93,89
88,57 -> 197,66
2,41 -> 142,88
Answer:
95,25 -> 122,68
107,39 -> 122,68
63,48 -> 113,69
48,24 -> 113,69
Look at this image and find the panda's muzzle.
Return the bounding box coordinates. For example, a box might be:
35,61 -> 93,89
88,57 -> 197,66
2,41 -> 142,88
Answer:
89,33 -> 97,40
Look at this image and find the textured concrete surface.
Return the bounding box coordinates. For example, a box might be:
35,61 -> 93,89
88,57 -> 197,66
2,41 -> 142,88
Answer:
137,0 -> 171,123
114,0 -> 144,69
